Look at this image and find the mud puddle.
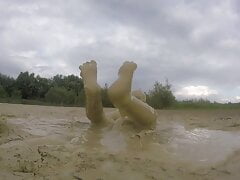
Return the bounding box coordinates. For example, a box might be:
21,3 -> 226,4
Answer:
166,123 -> 240,165
6,116 -> 240,166
1,104 -> 240,179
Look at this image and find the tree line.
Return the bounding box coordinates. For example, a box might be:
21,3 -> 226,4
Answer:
0,72 -> 176,108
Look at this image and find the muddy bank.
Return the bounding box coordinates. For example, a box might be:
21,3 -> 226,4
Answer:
0,104 -> 240,179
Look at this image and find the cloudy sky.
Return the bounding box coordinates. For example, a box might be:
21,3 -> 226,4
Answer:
0,0 -> 240,102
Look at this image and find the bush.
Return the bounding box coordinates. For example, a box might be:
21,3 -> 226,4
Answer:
45,87 -> 76,105
0,85 -> 8,98
74,89 -> 85,106
101,84 -> 113,107
146,80 -> 175,109
11,90 -> 21,99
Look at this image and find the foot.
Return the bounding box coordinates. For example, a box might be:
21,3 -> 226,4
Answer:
108,61 -> 137,104
118,61 -> 137,77
79,60 -> 97,85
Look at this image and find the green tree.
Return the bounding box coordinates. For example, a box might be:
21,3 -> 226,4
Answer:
35,75 -> 51,98
0,85 -> 8,98
63,75 -> 84,96
11,89 -> 21,99
52,74 -> 84,96
45,86 -> 76,105
74,89 -> 85,106
101,83 -> 113,107
52,74 -> 64,87
147,80 -> 176,109
16,72 -> 38,99
0,73 -> 16,97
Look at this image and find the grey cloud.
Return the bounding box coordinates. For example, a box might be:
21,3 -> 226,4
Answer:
0,0 -> 239,101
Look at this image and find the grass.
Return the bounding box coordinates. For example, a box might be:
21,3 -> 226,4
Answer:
172,101 -> 240,110
0,98 -> 83,107
1,98 -> 240,109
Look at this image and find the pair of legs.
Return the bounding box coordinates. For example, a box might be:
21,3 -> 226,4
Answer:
79,60 -> 157,129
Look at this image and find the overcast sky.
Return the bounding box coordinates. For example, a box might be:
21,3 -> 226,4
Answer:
0,0 -> 240,102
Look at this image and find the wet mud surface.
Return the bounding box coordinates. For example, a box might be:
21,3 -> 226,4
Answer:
1,104 -> 240,179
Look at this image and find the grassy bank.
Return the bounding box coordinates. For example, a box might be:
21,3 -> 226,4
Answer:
1,97 -> 240,109
0,98 -> 83,107
172,101 -> 240,110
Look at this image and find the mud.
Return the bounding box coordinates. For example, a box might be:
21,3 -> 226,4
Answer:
1,104 -> 240,179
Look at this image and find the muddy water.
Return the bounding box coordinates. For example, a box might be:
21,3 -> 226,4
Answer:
7,114 -> 240,165
95,122 -> 240,166
1,104 -> 240,179
165,123 -> 240,164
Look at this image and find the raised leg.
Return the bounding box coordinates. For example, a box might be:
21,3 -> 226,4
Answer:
79,60 -> 108,125
108,61 -> 157,129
